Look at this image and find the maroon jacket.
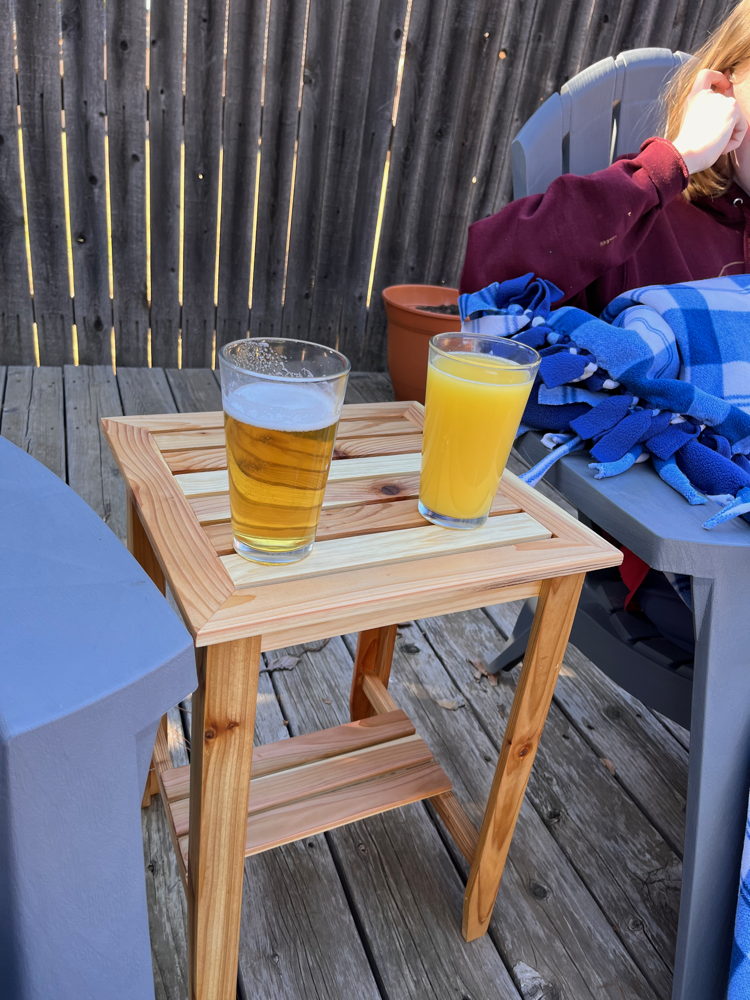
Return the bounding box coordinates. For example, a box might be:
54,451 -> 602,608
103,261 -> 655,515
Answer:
459,137 -> 750,311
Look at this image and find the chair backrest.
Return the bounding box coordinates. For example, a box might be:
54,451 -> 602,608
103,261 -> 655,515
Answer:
511,48 -> 692,199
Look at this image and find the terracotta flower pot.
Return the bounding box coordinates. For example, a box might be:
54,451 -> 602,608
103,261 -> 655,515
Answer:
383,284 -> 461,403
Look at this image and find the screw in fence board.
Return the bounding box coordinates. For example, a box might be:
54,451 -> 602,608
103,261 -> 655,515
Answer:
181,0 -> 227,368
61,0 -> 112,366
107,0 -> 149,367
335,0 -> 409,369
0,0 -> 34,366
214,0 -> 265,355
14,0 -> 75,366
248,0 -> 309,341
305,0 -> 407,365
149,0 -> 185,370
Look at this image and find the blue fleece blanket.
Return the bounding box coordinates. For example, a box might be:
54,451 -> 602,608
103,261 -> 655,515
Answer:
459,274 -> 750,529
730,795 -> 750,999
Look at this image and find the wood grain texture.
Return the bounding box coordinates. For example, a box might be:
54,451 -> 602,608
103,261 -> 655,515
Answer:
317,0 -> 409,365
118,367 -> 177,416
0,0 -> 34,364
181,0 -> 226,367
248,0 -> 308,339
187,636 -> 261,1000
128,493 -> 166,593
103,419 -> 233,632
221,513 -> 552,589
361,673 -> 400,716
431,790 -> 479,865
463,573 -> 585,941
15,0 -> 74,364
351,626 -> 398,720
149,0 -> 184,368
215,0 -> 265,350
165,368 -> 222,413
64,365 -> 126,539
1,367 -> 65,478
162,709 -> 416,801
61,0 -> 111,364
107,0 -> 149,365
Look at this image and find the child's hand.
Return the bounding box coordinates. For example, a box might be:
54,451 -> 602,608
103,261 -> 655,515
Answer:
673,69 -> 747,175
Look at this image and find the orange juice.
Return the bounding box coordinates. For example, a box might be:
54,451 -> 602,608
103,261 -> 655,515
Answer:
419,351 -> 534,522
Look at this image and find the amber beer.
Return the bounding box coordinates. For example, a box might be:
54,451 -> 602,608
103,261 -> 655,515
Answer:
224,379 -> 339,559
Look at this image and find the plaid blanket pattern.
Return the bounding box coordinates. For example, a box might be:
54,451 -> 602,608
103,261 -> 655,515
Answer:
458,273 -> 750,529
730,796 -> 750,998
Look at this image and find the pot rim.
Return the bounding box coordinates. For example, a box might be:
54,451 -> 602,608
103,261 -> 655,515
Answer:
382,283 -> 459,318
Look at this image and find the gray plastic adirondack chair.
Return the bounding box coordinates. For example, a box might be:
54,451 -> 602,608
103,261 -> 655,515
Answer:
498,48 -> 750,1000
0,437 -> 195,999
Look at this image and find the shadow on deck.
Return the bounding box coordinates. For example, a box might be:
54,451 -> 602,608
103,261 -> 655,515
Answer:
0,363 -> 687,1000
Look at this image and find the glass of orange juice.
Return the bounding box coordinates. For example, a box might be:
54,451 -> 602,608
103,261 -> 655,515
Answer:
419,332 -> 540,529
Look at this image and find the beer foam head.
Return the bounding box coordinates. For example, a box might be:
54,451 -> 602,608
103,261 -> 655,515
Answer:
223,380 -> 338,431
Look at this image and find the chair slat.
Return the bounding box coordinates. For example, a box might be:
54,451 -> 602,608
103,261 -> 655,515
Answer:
182,0 -> 227,367
15,0 -> 74,364
613,48 -> 686,160
335,0 -> 408,369
511,93 -> 564,199
214,0 -> 265,353
561,56 -> 617,177
149,0 -> 185,368
0,0 -> 34,364
107,0 -> 149,366
61,0 -> 111,365
248,0 -> 309,340
281,0 -> 348,344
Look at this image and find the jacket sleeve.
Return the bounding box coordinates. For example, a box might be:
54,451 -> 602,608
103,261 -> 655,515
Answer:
459,138 -> 690,301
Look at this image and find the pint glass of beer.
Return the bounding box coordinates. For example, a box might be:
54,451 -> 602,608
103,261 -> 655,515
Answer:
219,338 -> 350,563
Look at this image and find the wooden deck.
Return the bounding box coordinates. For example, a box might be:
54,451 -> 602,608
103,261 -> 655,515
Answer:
1,364 -> 688,1000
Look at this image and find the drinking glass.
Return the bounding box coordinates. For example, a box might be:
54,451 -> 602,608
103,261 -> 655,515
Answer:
418,332 -> 540,530
219,338 -> 350,563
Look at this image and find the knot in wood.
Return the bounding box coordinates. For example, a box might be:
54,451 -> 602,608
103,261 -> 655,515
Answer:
380,483 -> 400,496
226,720 -> 239,730
204,728 -> 216,741
518,745 -> 530,757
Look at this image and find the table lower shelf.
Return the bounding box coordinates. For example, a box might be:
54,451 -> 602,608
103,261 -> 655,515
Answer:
159,709 -> 452,882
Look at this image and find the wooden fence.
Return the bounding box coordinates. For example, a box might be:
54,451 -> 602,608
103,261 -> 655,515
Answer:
0,0 -> 735,370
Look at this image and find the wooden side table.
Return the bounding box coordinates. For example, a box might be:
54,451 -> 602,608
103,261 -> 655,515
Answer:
103,400 -> 621,1000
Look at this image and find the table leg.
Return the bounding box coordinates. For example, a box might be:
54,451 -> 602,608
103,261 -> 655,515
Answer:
128,495 -> 170,808
350,624 -> 398,721
187,636 -> 261,1000
462,573 -> 584,941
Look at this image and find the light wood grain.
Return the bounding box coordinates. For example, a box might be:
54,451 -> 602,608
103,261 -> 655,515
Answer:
361,673 -> 400,717
350,626 -> 398,722
127,495 -> 166,594
187,636 -> 261,1000
432,791 -> 479,865
463,573 -> 585,941
103,420 -> 233,634
178,759 -> 452,867
163,446 -> 228,474
170,734 -> 433,837
162,709 -> 416,802
333,434 -> 424,459
223,514 -> 551,589
176,452 -> 423,498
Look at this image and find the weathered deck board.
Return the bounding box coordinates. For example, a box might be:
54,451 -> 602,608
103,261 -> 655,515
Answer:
273,638 -> 523,1000
417,608 -> 680,998
4,365 -> 692,1000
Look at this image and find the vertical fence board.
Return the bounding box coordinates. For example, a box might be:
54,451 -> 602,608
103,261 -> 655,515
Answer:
214,0 -> 265,352
149,0 -> 184,368
15,0 -> 74,364
107,0 -> 149,365
304,0 -> 400,359
281,0 -> 346,342
61,0 -> 111,364
181,0 -> 227,367
0,0 -> 34,363
362,0 -> 459,367
248,0 -> 308,339
336,0 -> 408,368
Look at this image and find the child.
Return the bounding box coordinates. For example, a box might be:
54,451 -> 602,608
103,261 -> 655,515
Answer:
460,1 -> 750,650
